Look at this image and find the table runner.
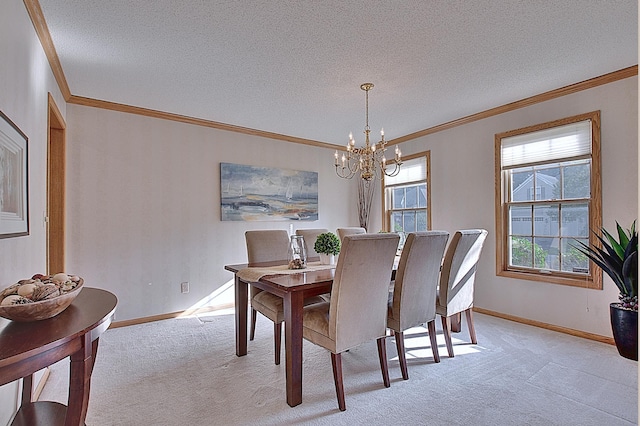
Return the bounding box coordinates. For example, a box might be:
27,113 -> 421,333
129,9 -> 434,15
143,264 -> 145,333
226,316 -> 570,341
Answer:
237,261 -> 336,282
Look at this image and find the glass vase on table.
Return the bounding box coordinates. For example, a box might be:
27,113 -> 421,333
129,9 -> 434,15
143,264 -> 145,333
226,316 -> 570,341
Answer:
288,235 -> 307,269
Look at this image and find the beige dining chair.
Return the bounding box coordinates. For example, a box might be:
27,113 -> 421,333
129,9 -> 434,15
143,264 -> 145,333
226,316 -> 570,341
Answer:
336,227 -> 366,243
245,230 -> 325,365
302,233 -> 400,411
295,228 -> 329,260
387,231 -> 449,380
436,229 -> 488,357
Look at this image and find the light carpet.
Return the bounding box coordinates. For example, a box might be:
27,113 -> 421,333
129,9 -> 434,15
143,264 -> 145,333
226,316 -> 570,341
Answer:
39,311 -> 638,425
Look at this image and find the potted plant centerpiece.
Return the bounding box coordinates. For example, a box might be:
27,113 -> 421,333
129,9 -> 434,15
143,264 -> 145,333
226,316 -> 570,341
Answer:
575,221 -> 638,360
314,232 -> 341,265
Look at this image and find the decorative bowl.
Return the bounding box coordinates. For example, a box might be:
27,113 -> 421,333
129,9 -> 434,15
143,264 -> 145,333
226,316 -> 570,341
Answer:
0,276 -> 84,322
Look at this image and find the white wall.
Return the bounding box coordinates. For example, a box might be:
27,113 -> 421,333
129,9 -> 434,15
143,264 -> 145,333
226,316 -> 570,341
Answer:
65,105 -> 359,321
0,1 -> 67,423
398,76 -> 638,337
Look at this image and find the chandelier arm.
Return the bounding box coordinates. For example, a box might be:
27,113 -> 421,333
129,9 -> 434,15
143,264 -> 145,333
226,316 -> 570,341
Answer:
335,164 -> 357,179
334,82 -> 402,181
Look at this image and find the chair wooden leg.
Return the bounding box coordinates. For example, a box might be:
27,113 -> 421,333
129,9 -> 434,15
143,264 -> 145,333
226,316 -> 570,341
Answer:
377,337 -> 391,388
274,322 -> 282,365
427,320 -> 440,363
451,312 -> 462,332
393,331 -> 409,380
466,308 -> 477,344
249,308 -> 257,341
331,352 -> 346,411
441,315 -> 454,357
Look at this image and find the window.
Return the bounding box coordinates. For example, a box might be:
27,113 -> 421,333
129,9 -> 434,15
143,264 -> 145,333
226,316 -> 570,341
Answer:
495,111 -> 602,288
383,152 -> 430,249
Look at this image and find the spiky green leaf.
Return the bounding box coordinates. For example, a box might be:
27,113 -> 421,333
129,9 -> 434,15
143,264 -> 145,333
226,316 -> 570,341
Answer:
622,251 -> 637,297
573,220 -> 637,299
604,226 -> 625,260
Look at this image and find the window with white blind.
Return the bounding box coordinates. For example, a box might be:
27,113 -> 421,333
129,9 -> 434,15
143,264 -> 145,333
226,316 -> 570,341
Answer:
383,152 -> 430,249
495,111 -> 602,288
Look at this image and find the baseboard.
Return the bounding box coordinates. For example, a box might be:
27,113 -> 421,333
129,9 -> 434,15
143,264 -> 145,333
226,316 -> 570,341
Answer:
32,367 -> 50,401
109,303 -> 614,346
110,302 -> 235,329
473,307 -> 615,345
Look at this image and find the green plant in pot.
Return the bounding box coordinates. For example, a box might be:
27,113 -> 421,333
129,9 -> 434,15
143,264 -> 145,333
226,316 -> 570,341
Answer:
574,221 -> 637,360
314,232 -> 340,265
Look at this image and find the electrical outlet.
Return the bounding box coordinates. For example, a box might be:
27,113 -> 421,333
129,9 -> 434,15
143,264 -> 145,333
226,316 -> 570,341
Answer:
180,281 -> 189,294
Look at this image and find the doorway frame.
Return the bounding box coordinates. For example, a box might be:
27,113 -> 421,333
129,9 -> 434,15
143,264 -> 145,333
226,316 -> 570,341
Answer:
47,93 -> 65,275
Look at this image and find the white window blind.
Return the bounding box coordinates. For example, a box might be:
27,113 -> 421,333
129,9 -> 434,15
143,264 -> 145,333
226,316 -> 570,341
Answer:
501,120 -> 592,169
385,157 -> 426,185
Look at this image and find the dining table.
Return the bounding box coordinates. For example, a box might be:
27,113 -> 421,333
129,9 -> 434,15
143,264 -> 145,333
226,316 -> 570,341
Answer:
225,260 -> 336,407
225,257 -> 458,407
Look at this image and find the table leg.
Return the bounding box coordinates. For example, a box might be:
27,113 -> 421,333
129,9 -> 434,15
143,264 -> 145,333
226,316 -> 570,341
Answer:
284,291 -> 304,407
90,338 -> 99,376
235,276 -> 248,357
66,333 -> 92,426
20,374 -> 33,407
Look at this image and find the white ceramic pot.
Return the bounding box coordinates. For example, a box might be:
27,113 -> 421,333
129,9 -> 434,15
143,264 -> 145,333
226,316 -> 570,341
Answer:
319,253 -> 335,265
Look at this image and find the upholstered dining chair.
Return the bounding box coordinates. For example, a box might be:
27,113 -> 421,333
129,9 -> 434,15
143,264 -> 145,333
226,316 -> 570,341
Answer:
336,227 -> 366,243
387,231 -> 449,380
295,228 -> 329,260
302,233 -> 400,411
245,230 -> 326,365
435,229 -> 488,358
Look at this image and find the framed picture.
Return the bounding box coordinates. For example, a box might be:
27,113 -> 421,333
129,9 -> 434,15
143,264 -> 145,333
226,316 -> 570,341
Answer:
0,111 -> 29,238
221,162 -> 318,222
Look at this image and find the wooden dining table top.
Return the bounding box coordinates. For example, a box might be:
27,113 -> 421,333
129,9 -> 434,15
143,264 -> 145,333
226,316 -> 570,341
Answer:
225,261 -> 336,290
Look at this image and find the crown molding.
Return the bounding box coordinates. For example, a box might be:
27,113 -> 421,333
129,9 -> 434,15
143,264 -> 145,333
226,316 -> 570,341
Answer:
388,65 -> 638,145
25,1 -> 637,150
24,0 -> 71,100
67,95 -> 336,149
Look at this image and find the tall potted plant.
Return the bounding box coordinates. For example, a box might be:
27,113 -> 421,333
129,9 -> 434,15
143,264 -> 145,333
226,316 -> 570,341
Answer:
575,221 -> 637,360
314,232 -> 341,265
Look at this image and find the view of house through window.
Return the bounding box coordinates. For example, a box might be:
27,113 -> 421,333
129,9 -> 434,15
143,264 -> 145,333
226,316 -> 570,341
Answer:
383,152 -> 430,249
495,111 -> 602,288
508,160 -> 591,272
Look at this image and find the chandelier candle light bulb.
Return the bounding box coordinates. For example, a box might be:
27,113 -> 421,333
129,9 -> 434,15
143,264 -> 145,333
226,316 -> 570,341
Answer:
334,83 -> 402,181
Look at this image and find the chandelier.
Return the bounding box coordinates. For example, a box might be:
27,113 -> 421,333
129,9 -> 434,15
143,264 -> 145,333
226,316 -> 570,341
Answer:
334,83 -> 402,181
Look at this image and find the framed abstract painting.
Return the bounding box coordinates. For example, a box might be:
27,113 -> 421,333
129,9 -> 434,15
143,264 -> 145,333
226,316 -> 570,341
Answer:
0,111 -> 28,238
220,163 -> 318,222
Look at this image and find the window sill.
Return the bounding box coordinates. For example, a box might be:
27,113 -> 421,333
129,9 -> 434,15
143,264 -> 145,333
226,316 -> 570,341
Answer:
497,268 -> 601,289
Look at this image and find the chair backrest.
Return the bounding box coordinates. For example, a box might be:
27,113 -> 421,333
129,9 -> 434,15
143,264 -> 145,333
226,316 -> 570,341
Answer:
438,229 -> 488,315
245,230 -> 290,264
336,227 -> 366,243
391,231 -> 450,330
295,228 -> 329,259
329,233 -> 400,353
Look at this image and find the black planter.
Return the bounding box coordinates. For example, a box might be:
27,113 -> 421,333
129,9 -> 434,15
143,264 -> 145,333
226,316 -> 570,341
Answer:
610,303 -> 638,361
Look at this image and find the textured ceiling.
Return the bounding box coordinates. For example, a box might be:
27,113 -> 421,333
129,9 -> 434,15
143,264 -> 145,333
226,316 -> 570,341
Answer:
36,1 -> 637,146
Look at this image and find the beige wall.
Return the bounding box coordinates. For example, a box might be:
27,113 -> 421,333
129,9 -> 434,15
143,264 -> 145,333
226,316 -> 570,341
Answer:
396,76 -> 638,337
65,105 -> 358,321
0,1 -> 68,423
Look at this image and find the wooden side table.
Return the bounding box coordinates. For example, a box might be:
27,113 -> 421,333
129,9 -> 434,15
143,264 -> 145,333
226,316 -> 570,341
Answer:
0,287 -> 117,426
